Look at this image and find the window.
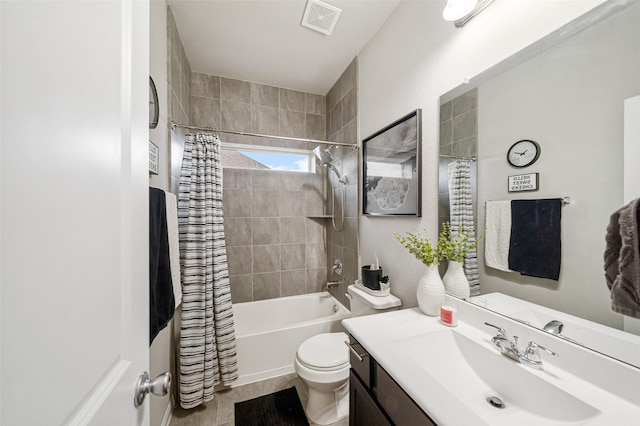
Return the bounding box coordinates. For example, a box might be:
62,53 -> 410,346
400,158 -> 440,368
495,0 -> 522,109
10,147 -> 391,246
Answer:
221,143 -> 315,173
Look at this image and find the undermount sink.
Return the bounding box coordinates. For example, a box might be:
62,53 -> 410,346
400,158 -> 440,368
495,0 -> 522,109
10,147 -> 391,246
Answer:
397,328 -> 600,425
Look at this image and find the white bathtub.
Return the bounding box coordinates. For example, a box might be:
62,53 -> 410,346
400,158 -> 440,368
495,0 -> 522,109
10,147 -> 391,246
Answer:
231,292 -> 351,387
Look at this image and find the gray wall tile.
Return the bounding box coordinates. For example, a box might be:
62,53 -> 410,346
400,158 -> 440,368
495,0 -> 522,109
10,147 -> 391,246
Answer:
191,96 -> 221,129
223,168 -> 252,189
227,246 -> 252,275
251,105 -> 280,135
305,93 -> 325,115
306,268 -> 327,293
253,272 -> 281,300
452,110 -> 477,142
252,217 -> 280,245
192,73 -> 220,99
253,245 -> 281,273
223,189 -> 252,217
221,101 -> 252,132
252,83 -> 279,107
306,114 -> 326,141
280,89 -> 305,112
281,217 -> 306,244
252,189 -> 279,217
225,218 -> 252,247
281,270 -> 306,296
280,110 -> 306,138
221,78 -> 251,103
452,87 -> 477,117
278,190 -> 306,217
306,243 -> 327,269
281,244 -> 306,271
230,274 -> 252,303
305,218 -> 325,243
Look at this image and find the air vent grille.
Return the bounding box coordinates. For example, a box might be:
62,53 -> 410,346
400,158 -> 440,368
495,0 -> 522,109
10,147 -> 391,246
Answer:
301,0 -> 342,36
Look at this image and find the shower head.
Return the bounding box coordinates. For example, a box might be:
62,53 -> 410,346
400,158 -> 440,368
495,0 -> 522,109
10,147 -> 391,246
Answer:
313,146 -> 334,164
313,145 -> 347,184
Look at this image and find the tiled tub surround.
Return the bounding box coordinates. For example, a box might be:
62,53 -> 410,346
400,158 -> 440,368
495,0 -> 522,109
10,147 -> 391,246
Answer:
325,59 -> 359,309
223,167 -> 331,302
188,70 -> 360,304
190,73 -> 326,142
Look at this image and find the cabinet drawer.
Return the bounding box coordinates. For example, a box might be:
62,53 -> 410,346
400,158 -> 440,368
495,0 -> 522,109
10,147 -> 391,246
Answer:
375,364 -> 436,426
347,336 -> 371,388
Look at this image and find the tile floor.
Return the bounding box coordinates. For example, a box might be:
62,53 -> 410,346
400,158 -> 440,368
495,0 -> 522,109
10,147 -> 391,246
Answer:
169,372 -> 349,426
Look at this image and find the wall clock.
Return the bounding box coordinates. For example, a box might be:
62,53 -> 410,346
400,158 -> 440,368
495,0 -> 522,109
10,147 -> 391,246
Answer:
507,139 -> 540,168
149,76 -> 159,129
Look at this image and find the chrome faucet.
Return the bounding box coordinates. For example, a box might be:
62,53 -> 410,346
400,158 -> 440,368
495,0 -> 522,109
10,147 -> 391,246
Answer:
485,322 -> 558,370
543,320 -> 564,334
326,280 -> 342,289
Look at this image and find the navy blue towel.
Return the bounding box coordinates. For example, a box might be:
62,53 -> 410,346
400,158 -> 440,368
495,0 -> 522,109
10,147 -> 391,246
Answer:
149,188 -> 175,344
508,199 -> 562,281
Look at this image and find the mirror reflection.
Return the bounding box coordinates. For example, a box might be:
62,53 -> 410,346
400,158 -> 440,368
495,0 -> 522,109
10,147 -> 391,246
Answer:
439,1 -> 640,367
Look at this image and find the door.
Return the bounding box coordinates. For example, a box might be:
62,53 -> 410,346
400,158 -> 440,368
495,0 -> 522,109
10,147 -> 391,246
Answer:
1,1 -> 150,425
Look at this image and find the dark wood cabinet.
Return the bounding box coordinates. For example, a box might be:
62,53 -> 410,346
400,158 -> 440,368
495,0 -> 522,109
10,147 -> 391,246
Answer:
349,371 -> 392,426
348,336 -> 437,426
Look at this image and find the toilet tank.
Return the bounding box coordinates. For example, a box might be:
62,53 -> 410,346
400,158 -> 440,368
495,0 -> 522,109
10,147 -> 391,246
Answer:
347,284 -> 401,317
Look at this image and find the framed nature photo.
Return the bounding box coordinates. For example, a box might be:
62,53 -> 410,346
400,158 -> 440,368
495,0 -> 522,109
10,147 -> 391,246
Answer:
363,109 -> 422,216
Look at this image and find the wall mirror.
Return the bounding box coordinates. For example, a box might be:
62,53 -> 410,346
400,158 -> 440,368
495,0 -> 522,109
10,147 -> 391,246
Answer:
363,109 -> 422,216
439,1 -> 640,367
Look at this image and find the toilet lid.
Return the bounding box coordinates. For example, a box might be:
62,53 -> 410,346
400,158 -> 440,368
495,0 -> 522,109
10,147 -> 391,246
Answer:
297,332 -> 349,370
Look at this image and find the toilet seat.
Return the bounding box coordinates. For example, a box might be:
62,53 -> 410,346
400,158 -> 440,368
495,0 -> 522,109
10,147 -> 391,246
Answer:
296,332 -> 349,371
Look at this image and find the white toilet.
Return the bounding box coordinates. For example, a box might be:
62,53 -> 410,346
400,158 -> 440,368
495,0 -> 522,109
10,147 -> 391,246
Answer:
294,284 -> 401,425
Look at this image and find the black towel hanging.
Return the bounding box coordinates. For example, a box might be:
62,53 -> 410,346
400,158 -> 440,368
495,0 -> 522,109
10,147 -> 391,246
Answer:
149,188 -> 175,344
508,198 -> 562,281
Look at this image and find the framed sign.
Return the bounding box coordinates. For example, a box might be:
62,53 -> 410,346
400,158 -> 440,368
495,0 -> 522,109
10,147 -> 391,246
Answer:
508,173 -> 538,192
363,109 -> 422,216
149,141 -> 159,175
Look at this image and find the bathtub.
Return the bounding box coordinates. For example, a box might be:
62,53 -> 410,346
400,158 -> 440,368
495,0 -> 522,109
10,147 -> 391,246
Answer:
231,292 -> 350,387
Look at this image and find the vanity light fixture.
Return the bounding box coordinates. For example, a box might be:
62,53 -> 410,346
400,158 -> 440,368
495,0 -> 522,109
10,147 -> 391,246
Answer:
443,0 -> 495,28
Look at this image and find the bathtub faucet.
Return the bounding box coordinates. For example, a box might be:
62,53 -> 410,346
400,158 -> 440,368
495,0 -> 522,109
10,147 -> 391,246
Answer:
326,280 -> 343,289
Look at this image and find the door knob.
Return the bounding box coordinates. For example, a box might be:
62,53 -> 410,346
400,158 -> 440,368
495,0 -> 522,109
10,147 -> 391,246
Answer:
134,371 -> 171,407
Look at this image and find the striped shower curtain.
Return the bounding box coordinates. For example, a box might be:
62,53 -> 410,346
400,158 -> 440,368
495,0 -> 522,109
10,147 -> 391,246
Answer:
448,160 -> 480,296
177,132 -> 238,409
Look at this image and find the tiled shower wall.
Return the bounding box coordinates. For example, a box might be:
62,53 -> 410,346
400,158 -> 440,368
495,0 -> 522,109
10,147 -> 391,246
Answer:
438,88 -> 478,273
188,73 -> 334,302
326,59 -> 359,308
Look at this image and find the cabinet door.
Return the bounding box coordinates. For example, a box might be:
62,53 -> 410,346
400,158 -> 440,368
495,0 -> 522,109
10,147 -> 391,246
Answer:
375,364 -> 437,426
349,371 -> 392,426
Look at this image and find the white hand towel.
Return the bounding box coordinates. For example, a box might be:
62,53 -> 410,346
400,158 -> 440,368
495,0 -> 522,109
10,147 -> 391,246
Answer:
485,201 -> 513,272
165,191 -> 182,308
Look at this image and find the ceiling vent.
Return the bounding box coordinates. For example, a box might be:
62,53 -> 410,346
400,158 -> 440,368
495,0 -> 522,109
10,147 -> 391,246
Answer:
301,0 -> 342,36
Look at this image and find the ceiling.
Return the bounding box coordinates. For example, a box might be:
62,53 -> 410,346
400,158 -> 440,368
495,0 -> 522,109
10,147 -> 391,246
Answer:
168,0 -> 402,95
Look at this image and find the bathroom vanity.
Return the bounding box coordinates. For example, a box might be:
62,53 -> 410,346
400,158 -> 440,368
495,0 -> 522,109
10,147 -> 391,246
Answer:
342,296 -> 640,425
347,336 -> 435,425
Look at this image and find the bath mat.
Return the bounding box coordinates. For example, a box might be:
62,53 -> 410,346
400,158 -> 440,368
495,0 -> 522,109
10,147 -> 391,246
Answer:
234,386 -> 309,426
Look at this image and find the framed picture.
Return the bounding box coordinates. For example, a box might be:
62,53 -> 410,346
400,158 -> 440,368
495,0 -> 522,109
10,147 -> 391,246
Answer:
363,109 -> 422,216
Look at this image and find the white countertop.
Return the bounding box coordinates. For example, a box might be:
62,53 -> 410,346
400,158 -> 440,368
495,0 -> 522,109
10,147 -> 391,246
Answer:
342,304 -> 640,426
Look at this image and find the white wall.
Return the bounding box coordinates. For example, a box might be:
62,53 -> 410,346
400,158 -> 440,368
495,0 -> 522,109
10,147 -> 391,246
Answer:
358,0 -> 606,308
477,4 -> 640,329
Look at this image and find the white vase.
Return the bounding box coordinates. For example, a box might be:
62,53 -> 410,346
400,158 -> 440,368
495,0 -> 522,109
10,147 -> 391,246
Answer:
416,265 -> 445,316
443,261 -> 470,300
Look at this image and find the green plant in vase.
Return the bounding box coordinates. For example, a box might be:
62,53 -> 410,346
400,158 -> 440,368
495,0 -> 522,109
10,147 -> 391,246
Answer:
395,230 -> 440,267
395,229 -> 444,316
437,221 -> 479,263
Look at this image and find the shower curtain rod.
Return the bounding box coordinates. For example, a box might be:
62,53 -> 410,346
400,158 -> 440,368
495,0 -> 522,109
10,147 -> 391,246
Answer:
439,154 -> 477,161
171,121 -> 358,149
